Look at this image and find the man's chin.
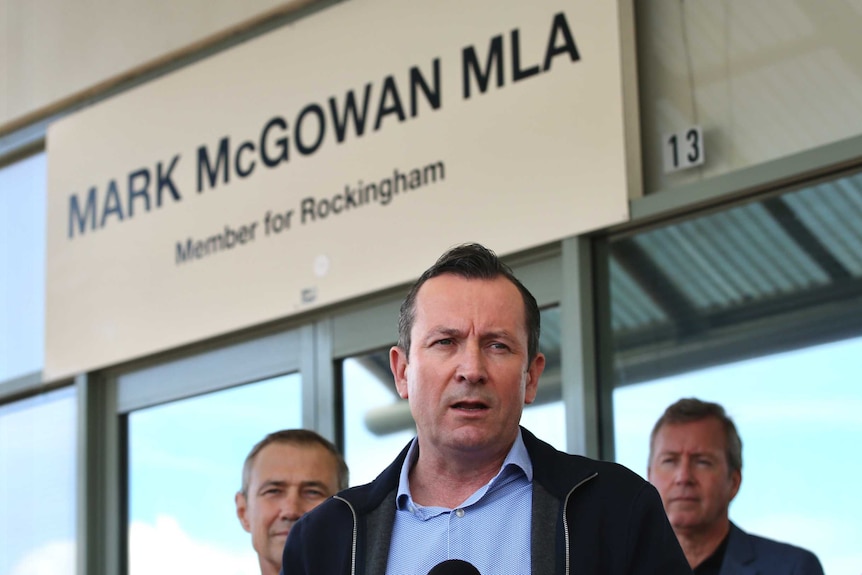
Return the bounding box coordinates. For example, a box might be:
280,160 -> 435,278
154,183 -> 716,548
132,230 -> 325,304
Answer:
269,532 -> 289,550
265,536 -> 289,565
669,514 -> 705,531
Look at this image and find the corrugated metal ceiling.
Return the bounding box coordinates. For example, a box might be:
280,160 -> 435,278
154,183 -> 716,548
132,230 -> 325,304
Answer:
610,169 -> 862,383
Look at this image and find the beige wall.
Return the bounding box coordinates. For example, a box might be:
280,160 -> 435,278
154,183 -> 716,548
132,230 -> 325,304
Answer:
0,0 -> 312,132
639,0 -> 862,194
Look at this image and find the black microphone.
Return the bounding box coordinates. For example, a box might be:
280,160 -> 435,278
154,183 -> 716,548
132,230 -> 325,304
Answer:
427,559 -> 481,575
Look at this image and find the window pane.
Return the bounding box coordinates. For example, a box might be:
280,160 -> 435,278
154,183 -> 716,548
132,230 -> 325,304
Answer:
521,307 -> 565,452
341,307 -> 565,487
606,173 -> 862,574
342,352 -> 414,486
0,153 -> 46,382
127,373 -> 301,575
612,340 -> 862,575
0,387 -> 76,575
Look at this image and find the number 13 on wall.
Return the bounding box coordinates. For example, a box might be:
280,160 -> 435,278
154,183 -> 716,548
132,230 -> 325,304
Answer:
663,126 -> 705,173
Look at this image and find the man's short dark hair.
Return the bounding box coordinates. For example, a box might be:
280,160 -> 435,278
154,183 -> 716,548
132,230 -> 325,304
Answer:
649,397 -> 743,474
397,243 -> 541,363
240,428 -> 349,495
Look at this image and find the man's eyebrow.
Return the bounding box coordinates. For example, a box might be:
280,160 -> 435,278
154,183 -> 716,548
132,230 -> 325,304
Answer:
257,479 -> 287,492
258,479 -> 333,491
427,327 -> 515,339
482,330 -> 516,340
657,449 -> 718,458
691,451 -> 720,458
299,480 -> 333,490
428,327 -> 462,336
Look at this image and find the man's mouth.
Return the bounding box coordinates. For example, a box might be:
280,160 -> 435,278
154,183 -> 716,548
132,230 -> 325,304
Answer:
452,401 -> 489,411
272,524 -> 295,539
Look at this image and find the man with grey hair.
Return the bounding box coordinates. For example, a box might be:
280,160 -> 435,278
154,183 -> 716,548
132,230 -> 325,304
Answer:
648,398 -> 824,575
235,429 -> 347,575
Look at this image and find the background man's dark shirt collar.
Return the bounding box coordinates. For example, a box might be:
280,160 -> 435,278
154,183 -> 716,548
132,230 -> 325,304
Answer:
693,532 -> 730,575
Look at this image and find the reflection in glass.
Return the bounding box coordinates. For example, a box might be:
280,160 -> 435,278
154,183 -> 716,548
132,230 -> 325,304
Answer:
606,174 -> 862,575
0,153 -> 46,382
522,307 -> 565,452
341,307 -> 565,487
342,353 -> 414,486
612,339 -> 862,575
0,387 -> 76,575
127,374 -> 301,575
607,171 -> 862,386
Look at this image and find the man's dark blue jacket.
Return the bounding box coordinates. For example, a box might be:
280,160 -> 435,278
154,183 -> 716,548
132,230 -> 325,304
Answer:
282,427 -> 692,575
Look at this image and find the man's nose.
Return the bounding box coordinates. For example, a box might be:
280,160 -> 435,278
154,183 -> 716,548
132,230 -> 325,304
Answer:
278,491 -> 303,520
456,341 -> 487,384
673,461 -> 694,484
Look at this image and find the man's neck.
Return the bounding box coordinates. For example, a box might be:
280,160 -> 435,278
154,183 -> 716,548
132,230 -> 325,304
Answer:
408,440 -> 512,508
259,557 -> 279,575
675,520 -> 731,569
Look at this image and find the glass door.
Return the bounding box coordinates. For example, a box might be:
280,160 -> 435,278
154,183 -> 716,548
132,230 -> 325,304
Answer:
116,328 -> 308,575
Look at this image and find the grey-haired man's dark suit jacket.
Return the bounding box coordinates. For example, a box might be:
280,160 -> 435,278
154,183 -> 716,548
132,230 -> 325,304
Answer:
720,523 -> 824,575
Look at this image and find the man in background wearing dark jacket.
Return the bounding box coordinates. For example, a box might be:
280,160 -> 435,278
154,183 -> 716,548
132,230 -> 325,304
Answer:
648,398 -> 824,575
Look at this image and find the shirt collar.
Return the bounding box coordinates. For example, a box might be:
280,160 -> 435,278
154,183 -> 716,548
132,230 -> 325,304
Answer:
396,428 -> 533,510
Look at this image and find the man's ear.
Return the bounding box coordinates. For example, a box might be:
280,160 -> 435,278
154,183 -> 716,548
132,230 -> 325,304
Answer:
235,491 -> 251,533
523,353 -> 545,405
390,345 -> 409,399
729,469 -> 742,503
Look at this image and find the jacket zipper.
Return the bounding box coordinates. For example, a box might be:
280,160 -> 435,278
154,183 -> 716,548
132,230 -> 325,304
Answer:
334,495 -> 359,575
333,473 -> 599,575
562,472 -> 598,575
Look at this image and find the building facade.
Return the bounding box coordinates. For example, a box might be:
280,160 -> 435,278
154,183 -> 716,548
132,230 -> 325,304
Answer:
2,1 -> 861,574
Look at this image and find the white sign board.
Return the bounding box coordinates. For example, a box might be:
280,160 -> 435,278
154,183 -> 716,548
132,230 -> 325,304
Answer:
45,0 -> 637,381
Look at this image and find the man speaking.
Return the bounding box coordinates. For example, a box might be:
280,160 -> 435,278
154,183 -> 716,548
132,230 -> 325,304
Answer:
282,243 -> 691,574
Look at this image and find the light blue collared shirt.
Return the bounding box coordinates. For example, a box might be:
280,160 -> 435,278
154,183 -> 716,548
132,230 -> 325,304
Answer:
386,430 -> 533,575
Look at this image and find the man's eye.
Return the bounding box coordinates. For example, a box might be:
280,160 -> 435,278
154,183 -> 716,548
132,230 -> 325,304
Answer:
489,342 -> 509,351
434,338 -> 453,346
304,489 -> 326,498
